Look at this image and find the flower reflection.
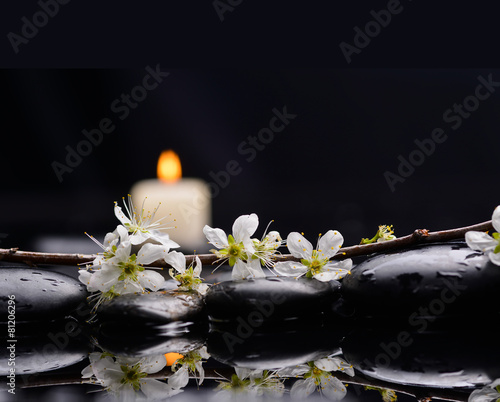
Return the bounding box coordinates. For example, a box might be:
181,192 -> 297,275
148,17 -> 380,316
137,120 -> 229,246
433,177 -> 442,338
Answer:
214,368 -> 285,399
277,355 -> 354,401
82,350 -> 180,400
169,346 -> 211,389
365,386 -> 398,402
468,378 -> 500,401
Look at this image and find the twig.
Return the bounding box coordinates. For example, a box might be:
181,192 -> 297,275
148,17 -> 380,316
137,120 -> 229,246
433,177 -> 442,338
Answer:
0,247 -> 96,266
0,220 -> 493,268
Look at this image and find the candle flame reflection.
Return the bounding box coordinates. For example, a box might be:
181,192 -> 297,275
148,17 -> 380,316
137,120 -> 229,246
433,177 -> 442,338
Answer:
165,352 -> 183,366
157,150 -> 182,182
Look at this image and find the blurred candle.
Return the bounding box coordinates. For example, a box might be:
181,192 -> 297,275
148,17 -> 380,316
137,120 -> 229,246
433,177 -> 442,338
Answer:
130,150 -> 211,251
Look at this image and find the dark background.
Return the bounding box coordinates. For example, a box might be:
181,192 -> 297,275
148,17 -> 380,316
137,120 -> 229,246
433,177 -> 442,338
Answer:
1,1 -> 500,253
1,68 -> 499,252
1,2 -> 499,402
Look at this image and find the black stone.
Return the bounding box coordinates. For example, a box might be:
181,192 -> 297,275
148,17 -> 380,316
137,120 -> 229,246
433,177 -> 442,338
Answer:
208,317 -> 347,369
205,277 -> 341,322
342,242 -> 500,318
0,319 -> 90,375
97,321 -> 207,357
0,268 -> 89,322
97,290 -> 205,324
343,326 -> 500,388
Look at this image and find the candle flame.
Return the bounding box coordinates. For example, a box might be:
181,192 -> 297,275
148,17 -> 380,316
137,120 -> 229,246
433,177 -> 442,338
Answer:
165,352 -> 183,366
157,150 -> 182,182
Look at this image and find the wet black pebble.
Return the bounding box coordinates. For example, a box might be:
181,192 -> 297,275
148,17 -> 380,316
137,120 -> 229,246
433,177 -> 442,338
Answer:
97,290 -> 205,324
205,276 -> 341,322
342,242 -> 500,318
0,268 -> 89,322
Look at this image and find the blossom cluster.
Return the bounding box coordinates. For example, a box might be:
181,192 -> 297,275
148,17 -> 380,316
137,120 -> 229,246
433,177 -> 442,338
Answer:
81,346 -> 210,400
79,197 -> 360,309
82,352 -> 180,400
213,354 -> 355,401
79,196 -> 209,311
204,213 -> 354,281
82,346 -> 358,401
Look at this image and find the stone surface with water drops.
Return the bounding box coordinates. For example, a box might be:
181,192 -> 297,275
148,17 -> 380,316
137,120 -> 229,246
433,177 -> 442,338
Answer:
96,290 -> 205,323
205,276 -> 342,321
342,242 -> 500,318
0,267 -> 89,322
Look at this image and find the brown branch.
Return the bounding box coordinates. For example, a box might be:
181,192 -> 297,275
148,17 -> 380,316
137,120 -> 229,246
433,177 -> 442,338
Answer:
327,219 -> 493,261
0,220 -> 493,268
0,247 -> 95,266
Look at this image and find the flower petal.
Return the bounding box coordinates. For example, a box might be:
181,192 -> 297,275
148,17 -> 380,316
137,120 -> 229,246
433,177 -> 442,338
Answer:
114,279 -> 143,295
169,366 -> 190,389
232,260 -> 250,280
136,243 -> 168,265
467,386 -> 499,402
232,213 -> 259,242
195,361 -> 205,385
489,251 -> 500,266
286,232 -> 313,259
112,241 -> 132,262
245,259 -> 266,278
203,225 -> 228,249
142,378 -> 183,399
317,259 -> 353,281
318,230 -> 344,259
320,375 -> 347,401
163,251 -> 186,273
141,355 -> 167,374
129,231 -> 150,245
493,205 -> 500,233
290,378 -> 316,399
197,346 -> 210,360
196,283 -> 209,296
114,204 -> 131,226
465,231 -> 497,251
138,270 -> 165,291
274,261 -> 308,278
314,358 -> 337,372
193,256 -> 202,276
78,270 -> 97,292
277,364 -> 310,377
89,266 -> 121,292
315,357 -> 354,377
149,230 -> 180,249
314,271 -> 339,282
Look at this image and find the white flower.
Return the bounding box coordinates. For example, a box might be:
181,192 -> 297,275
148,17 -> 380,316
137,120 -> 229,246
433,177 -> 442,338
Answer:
115,194 -> 180,249
79,240 -> 167,311
468,378 -> 500,401
376,225 -> 396,242
169,346 -> 211,389
164,251 -> 209,295
466,205 -> 500,266
251,229 -> 285,268
278,356 -> 354,401
82,352 -> 181,400
203,214 -> 266,279
273,231 -> 352,282
360,225 -> 396,244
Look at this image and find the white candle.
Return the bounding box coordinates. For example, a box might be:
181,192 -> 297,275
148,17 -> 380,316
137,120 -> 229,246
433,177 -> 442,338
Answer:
130,150 -> 211,251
